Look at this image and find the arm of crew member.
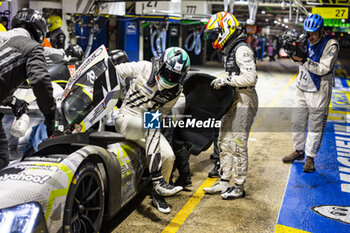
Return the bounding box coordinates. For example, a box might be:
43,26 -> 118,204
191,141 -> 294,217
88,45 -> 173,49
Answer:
291,56 -> 303,63
27,45 -> 56,116
57,33 -> 66,49
228,46 -> 257,87
115,61 -> 150,79
303,40 -> 339,76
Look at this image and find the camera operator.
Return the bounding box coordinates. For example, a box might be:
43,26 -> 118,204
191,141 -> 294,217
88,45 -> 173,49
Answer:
282,14 -> 339,172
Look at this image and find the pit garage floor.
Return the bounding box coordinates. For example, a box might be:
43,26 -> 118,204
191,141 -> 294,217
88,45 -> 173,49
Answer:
101,50 -> 350,233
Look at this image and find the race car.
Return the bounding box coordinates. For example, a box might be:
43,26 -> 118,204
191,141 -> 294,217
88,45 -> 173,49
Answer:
0,45 -> 150,233
0,132 -> 149,232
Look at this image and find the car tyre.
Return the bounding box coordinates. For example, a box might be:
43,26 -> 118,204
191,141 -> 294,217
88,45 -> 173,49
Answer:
63,162 -> 105,233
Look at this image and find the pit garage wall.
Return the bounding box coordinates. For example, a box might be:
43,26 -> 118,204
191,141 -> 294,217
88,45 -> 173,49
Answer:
181,24 -> 206,65
15,0 -> 209,62
0,0 -> 28,26
29,0 -> 127,58
118,19 -> 140,62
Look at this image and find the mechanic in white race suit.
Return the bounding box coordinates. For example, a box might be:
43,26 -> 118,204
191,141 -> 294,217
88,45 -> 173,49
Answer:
282,14 -> 339,172
115,47 -> 190,213
203,12 -> 258,200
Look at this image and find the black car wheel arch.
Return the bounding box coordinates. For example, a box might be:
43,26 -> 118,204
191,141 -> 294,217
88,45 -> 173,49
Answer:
63,162 -> 105,233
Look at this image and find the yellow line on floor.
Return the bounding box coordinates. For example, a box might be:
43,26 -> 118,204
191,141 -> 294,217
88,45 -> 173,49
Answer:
209,71 -> 294,108
275,224 -> 310,233
251,73 -> 297,132
267,73 -> 297,107
162,178 -> 217,233
339,61 -> 349,76
261,76 -> 283,95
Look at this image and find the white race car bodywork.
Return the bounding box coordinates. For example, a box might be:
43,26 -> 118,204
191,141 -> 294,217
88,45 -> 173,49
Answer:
0,139 -> 145,232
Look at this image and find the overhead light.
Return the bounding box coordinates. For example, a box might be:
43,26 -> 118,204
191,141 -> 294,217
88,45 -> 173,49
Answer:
283,18 -> 289,23
282,23 -> 285,27
262,11 -> 266,14
274,20 -> 277,24
299,17 -> 303,22
285,25 -> 289,28
265,19 -> 269,22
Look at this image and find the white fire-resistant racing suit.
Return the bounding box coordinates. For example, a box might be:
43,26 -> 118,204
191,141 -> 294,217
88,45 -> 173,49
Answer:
292,34 -> 339,158
213,36 -> 259,186
115,60 -> 181,182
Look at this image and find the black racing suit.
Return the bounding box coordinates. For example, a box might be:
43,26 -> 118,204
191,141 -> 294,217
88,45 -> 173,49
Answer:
0,28 -> 56,169
50,28 -> 66,49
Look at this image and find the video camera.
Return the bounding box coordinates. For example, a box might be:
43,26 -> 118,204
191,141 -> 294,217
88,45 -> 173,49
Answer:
282,31 -> 309,59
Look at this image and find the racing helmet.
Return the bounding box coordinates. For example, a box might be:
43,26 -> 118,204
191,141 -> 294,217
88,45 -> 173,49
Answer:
65,44 -> 83,61
110,49 -> 129,65
158,47 -> 190,85
1,16 -> 8,29
47,15 -> 62,32
11,8 -> 46,43
304,14 -> 324,32
204,12 -> 239,50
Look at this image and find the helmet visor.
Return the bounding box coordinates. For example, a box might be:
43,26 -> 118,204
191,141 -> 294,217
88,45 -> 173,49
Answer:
159,65 -> 183,85
204,28 -> 221,40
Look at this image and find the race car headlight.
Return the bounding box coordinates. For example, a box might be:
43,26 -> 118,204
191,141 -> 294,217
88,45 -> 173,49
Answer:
0,202 -> 47,233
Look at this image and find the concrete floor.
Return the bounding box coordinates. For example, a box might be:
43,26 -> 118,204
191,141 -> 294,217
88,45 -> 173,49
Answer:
101,59 -> 300,233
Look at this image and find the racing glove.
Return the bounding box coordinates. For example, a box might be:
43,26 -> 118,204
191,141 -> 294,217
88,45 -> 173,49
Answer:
211,77 -> 232,90
1,96 -> 29,117
44,113 -> 56,137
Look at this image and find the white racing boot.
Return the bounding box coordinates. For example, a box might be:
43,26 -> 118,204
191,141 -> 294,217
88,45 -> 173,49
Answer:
203,180 -> 229,194
221,184 -> 245,200
152,192 -> 171,214
153,177 -> 183,197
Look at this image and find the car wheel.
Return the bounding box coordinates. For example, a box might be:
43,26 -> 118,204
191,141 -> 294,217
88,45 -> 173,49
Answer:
63,162 -> 105,233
